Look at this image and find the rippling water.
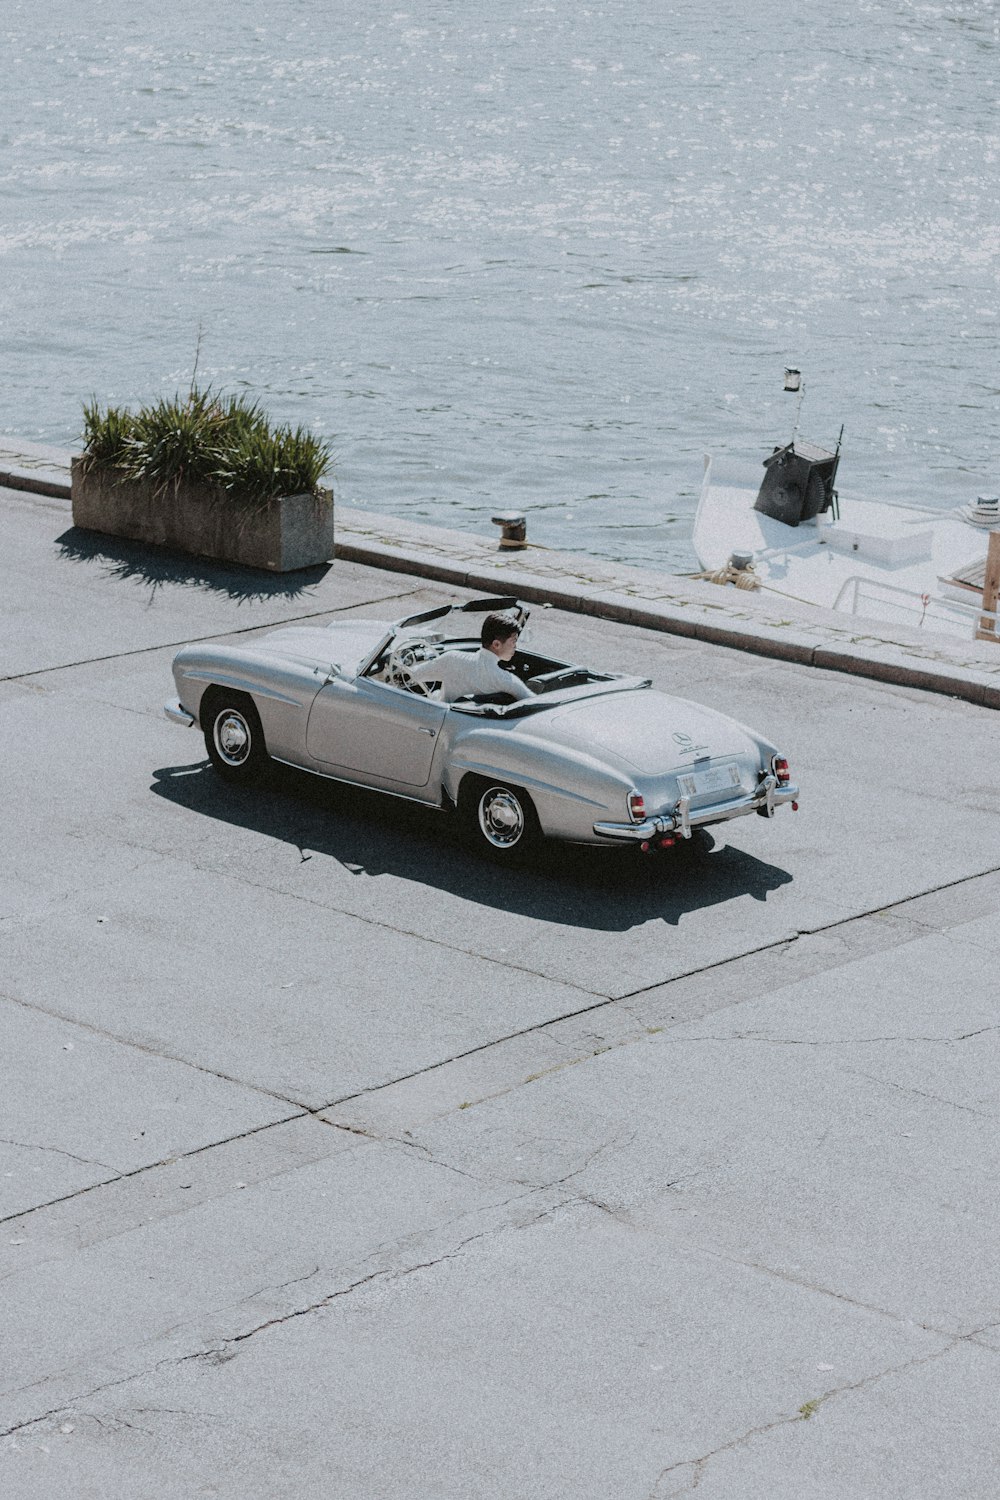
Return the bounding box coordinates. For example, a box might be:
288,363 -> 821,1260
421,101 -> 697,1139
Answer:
2,0 -> 997,568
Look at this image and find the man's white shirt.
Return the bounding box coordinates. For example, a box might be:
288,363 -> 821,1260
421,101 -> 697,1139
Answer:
409,647 -> 533,703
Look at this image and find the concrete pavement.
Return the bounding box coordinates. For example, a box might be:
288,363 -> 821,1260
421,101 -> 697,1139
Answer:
2,480 -> 1000,1497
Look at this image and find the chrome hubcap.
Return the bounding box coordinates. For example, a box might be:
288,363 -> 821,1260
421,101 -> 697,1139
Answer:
479,787 -> 524,849
215,711 -> 250,766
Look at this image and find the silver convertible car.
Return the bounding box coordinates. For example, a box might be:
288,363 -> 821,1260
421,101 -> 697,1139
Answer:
165,596 -> 799,858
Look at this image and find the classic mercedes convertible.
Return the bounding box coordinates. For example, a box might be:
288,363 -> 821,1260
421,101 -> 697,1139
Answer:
164,596 -> 799,857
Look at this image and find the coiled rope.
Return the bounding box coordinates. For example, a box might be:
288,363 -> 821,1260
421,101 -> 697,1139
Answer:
692,560 -> 762,591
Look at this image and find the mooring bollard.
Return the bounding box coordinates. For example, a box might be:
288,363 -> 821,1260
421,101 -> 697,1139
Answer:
491,511 -> 527,550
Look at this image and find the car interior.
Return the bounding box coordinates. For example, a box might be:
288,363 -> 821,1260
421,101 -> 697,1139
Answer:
359,598 -> 620,707
366,633 -> 615,702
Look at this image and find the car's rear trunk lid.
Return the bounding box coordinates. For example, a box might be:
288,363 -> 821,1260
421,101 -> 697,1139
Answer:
529,690 -> 758,774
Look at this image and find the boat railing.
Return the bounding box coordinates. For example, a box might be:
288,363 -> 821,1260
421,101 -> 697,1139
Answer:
833,575 -> 998,638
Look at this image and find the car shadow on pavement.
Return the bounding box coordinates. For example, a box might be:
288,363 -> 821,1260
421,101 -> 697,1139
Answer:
150,760 -> 794,932
56,527 -> 332,604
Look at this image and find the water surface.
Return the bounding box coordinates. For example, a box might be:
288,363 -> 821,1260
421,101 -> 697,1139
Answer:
2,0 -> 997,568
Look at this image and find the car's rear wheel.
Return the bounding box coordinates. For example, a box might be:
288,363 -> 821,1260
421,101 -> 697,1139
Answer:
459,776 -> 540,860
201,690 -> 270,783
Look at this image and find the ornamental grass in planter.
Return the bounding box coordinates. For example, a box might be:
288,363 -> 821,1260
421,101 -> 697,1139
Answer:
72,389 -> 334,572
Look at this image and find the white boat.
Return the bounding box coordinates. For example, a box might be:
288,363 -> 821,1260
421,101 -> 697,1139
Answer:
692,435 -> 999,642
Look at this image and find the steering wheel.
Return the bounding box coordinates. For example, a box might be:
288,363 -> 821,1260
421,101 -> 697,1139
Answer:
387,639 -> 440,695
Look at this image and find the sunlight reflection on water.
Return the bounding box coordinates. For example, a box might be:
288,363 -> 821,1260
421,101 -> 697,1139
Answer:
2,0 -> 997,569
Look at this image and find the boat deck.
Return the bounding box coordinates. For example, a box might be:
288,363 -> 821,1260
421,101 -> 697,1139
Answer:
693,464 -> 992,640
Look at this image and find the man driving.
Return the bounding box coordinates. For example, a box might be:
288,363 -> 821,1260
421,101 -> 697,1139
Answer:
408,612 -> 534,703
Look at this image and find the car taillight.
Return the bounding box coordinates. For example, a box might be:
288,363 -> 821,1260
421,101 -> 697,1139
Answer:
773,756 -> 790,785
627,791 -> 646,823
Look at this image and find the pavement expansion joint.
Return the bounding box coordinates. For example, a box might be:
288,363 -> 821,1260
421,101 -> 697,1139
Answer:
1,985 -> 310,1112
5,863 -> 996,1236
6,454 -> 1000,1491
146,835 -> 608,1004
615,859 -> 1000,1005
318,862 -> 1000,1140
0,1109 -> 307,1230
0,584 -> 425,685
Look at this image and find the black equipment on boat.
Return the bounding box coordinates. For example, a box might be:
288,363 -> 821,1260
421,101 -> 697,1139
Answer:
753,436 -> 841,527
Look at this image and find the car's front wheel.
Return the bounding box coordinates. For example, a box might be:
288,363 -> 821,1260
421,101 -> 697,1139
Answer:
460,777 -> 540,860
201,690 -> 270,783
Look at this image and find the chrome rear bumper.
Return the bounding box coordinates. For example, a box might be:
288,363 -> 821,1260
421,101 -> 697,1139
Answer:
164,698 -> 195,728
593,775 -> 799,843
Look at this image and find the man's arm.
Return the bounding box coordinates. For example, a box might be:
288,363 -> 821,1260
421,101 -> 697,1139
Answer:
488,658 -> 533,700
409,650 -> 472,702
408,655 -> 445,686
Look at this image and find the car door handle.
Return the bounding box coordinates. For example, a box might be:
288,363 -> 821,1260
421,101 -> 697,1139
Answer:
416,727 -> 437,736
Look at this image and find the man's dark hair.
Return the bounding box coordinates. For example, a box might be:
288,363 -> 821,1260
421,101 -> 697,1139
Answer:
480,612 -> 520,649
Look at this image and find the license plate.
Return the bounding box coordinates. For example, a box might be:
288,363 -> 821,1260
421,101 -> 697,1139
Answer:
678,764 -> 741,798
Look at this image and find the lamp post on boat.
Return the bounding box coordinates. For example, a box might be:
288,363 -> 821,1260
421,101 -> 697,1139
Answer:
784,367 -> 805,444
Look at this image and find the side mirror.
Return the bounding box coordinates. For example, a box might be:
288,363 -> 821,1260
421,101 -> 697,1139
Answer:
314,663 -> 341,685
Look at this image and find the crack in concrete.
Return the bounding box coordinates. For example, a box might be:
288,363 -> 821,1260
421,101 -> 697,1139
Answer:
3,862 -> 997,1442
665,1026 -> 1000,1049
0,1138 -> 122,1177
66,1404 -> 222,1438
3,805 -> 996,1249
545,1194 -> 965,1347
3,1132 -> 992,1451
646,1330 -> 986,1497
209,1196 -> 565,1363
700,1244 -> 945,1333
234,1263 -> 323,1309
838,1067 -> 998,1120
0,1364 -> 186,1443
5,864 -> 997,1242
0,1187 -> 552,1437
225,1240 -> 481,1348
543,1132 -> 639,1191
380,1134 -> 485,1183
650,1332 -> 995,1494
965,1320 -> 1000,1355
387,1037 -> 624,1127
384,1130 -> 641,1207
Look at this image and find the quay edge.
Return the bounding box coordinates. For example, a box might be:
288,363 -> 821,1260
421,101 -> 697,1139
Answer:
2,439 -> 999,711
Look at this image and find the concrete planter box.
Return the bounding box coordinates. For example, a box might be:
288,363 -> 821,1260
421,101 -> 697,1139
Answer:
70,458 -> 333,572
